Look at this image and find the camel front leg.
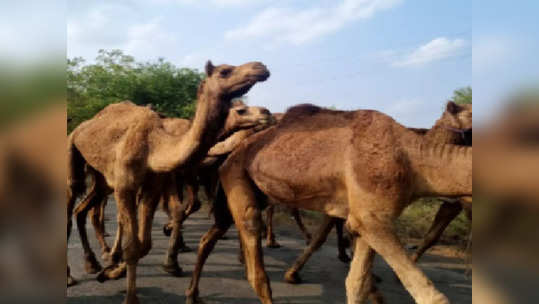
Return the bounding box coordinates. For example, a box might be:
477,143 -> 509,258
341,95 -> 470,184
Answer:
265,205 -> 280,248
344,233 -> 383,304
115,188 -> 141,304
186,186 -> 233,304
411,201 -> 463,263
224,179 -> 272,304
290,208 -> 312,244
284,215 -> 335,284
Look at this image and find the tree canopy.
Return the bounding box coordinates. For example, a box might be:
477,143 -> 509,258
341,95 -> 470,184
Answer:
67,49 -> 204,133
452,86 -> 472,105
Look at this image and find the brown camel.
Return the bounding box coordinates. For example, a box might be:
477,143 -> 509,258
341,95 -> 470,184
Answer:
71,102 -> 274,280
67,60 -> 270,304
283,101 -> 472,285
185,103 -> 472,304
261,113 -> 347,254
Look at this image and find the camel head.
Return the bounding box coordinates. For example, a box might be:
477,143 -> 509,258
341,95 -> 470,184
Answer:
223,101 -> 273,134
203,60 -> 270,100
441,101 -> 472,131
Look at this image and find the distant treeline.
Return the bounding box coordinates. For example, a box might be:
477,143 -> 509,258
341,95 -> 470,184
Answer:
67,49 -> 204,133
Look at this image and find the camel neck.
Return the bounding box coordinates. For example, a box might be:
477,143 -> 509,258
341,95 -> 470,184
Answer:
405,135 -> 472,198
148,85 -> 229,172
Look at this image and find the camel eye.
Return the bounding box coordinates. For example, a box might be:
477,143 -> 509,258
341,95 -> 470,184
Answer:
220,68 -> 232,77
236,108 -> 247,115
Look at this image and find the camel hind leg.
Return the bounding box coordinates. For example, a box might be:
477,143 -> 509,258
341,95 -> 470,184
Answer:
290,208 -> 312,244
73,186 -> 104,274
284,215 -> 335,284
411,200 -> 463,263
89,197 -> 111,260
335,218 -> 352,263
185,185 -> 234,304
265,205 -> 280,248
66,140 -> 86,287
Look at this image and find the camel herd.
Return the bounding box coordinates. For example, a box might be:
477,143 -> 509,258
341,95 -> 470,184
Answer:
67,61 -> 472,304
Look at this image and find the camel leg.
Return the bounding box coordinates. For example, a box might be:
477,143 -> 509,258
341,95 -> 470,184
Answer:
114,187 -> 141,304
185,186 -> 233,304
163,175 -> 187,276
97,218 -> 126,282
284,215 -> 335,284
353,203 -> 449,304
67,187 -> 78,287
224,178 -> 272,304
344,234 -> 383,304
74,186 -> 104,274
335,218 -> 352,263
291,208 -> 312,244
411,201 -> 463,263
265,205 -> 280,248
89,197 -> 111,260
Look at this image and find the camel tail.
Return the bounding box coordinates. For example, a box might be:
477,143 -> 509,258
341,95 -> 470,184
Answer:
67,135 -> 87,199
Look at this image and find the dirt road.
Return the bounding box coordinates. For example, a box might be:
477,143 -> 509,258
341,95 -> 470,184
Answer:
67,201 -> 471,303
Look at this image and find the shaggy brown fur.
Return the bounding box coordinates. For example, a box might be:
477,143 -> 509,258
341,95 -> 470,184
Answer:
185,103 -> 472,304
66,61 -> 269,304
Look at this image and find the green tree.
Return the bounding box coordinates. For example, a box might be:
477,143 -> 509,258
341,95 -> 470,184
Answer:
67,49 -> 204,132
452,86 -> 472,105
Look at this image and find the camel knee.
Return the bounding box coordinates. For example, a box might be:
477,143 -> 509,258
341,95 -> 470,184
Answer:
243,206 -> 262,235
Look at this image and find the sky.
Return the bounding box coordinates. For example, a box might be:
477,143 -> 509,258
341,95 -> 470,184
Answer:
64,0 -> 535,127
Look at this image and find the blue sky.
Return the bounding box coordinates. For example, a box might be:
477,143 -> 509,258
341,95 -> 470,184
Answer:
67,0 -> 475,127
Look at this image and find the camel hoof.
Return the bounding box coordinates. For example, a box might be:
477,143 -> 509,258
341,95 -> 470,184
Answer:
338,253 -> 352,264
67,275 -> 77,287
266,241 -> 281,249
284,271 -> 302,284
84,254 -> 103,274
96,264 -> 126,283
162,263 -> 183,277
163,224 -> 172,237
122,295 -> 140,304
96,270 -> 108,283
185,296 -> 205,304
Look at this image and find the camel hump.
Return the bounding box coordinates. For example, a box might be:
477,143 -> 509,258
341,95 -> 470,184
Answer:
280,104 -> 322,124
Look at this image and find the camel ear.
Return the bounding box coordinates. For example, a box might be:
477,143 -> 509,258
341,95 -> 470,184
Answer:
232,99 -> 245,107
205,60 -> 215,76
446,101 -> 461,114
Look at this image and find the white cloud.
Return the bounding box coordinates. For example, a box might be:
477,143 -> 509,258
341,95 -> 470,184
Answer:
391,37 -> 467,67
225,0 -> 403,46
149,0 -> 264,6
68,3 -> 179,62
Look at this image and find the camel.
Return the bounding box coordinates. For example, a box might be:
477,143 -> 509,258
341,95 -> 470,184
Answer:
283,101 -> 472,285
70,101 -> 274,280
184,103 -> 472,304
260,113 -> 349,257
66,60 -> 270,304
